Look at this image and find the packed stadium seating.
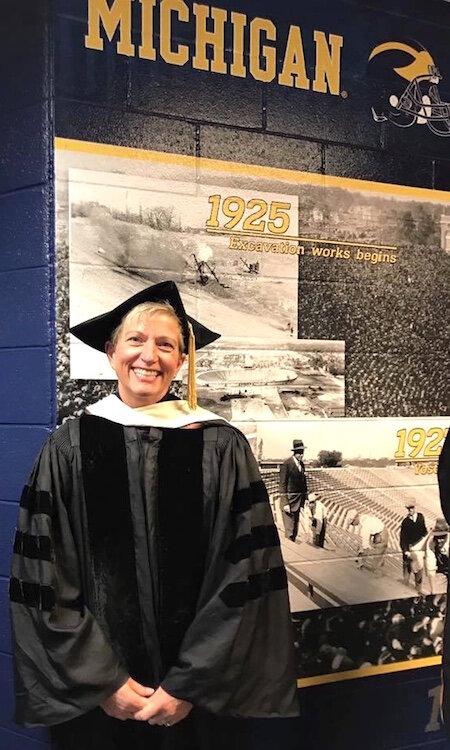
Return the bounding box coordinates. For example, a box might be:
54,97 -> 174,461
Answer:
293,593 -> 446,677
298,241 -> 450,418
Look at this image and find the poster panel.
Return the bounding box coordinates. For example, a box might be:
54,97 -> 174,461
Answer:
258,416 -> 447,680
259,417 -> 447,605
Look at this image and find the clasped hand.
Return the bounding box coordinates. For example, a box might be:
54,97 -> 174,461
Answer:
101,678 -> 192,725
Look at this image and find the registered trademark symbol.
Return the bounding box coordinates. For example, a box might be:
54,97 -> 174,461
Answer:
341,90 -> 348,99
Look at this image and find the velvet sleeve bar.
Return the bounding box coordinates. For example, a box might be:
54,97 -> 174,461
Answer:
10,429 -> 129,727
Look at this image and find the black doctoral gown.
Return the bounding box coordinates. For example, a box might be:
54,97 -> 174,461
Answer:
10,410 -> 299,749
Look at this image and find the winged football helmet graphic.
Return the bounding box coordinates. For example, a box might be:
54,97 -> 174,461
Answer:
369,41 -> 450,137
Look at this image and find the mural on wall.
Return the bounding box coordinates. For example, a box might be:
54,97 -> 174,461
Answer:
55,140 -> 450,683
82,0 -> 450,141
51,0 -> 450,693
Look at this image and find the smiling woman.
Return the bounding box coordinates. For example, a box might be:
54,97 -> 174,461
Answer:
105,303 -> 186,408
9,280 -> 300,750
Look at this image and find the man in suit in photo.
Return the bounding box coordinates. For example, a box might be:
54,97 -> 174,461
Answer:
279,439 -> 308,542
400,502 -> 427,588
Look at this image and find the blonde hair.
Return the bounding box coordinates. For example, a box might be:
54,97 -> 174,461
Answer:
108,301 -> 185,352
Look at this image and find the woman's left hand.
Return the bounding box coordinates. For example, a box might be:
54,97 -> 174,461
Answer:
133,686 -> 193,726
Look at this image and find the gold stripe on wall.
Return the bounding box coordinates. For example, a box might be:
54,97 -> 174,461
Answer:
55,137 -> 450,204
297,655 -> 442,689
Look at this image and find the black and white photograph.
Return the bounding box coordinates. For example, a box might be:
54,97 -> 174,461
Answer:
296,181 -> 450,419
55,154 -> 348,418
293,593 -> 446,679
255,418 -> 447,614
68,166 -> 299,343
195,337 -> 344,421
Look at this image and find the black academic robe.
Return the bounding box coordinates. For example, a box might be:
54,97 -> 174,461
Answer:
9,414 -> 299,748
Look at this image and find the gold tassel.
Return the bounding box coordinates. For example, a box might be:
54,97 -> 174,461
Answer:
187,322 -> 197,410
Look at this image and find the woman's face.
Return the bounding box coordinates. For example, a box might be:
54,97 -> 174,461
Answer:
106,311 -> 186,407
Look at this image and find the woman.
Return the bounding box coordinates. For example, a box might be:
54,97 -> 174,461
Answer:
10,281 -> 299,750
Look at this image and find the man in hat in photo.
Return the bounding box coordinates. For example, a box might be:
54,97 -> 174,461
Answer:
279,439 -> 308,542
305,492 -> 327,548
399,502 -> 427,589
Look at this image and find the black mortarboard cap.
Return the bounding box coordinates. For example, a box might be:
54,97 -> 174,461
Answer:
69,280 -> 220,353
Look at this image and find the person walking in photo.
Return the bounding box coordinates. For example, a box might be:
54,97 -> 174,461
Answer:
279,439 -> 308,542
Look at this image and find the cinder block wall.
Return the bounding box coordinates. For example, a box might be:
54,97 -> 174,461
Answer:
0,3 -> 54,749
52,5 -> 450,747
0,1 -> 449,748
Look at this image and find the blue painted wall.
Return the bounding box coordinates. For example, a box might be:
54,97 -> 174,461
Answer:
0,2 -> 55,749
0,1 -> 449,749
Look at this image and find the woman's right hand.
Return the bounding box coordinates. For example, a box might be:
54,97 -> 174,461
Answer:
101,677 -> 154,720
